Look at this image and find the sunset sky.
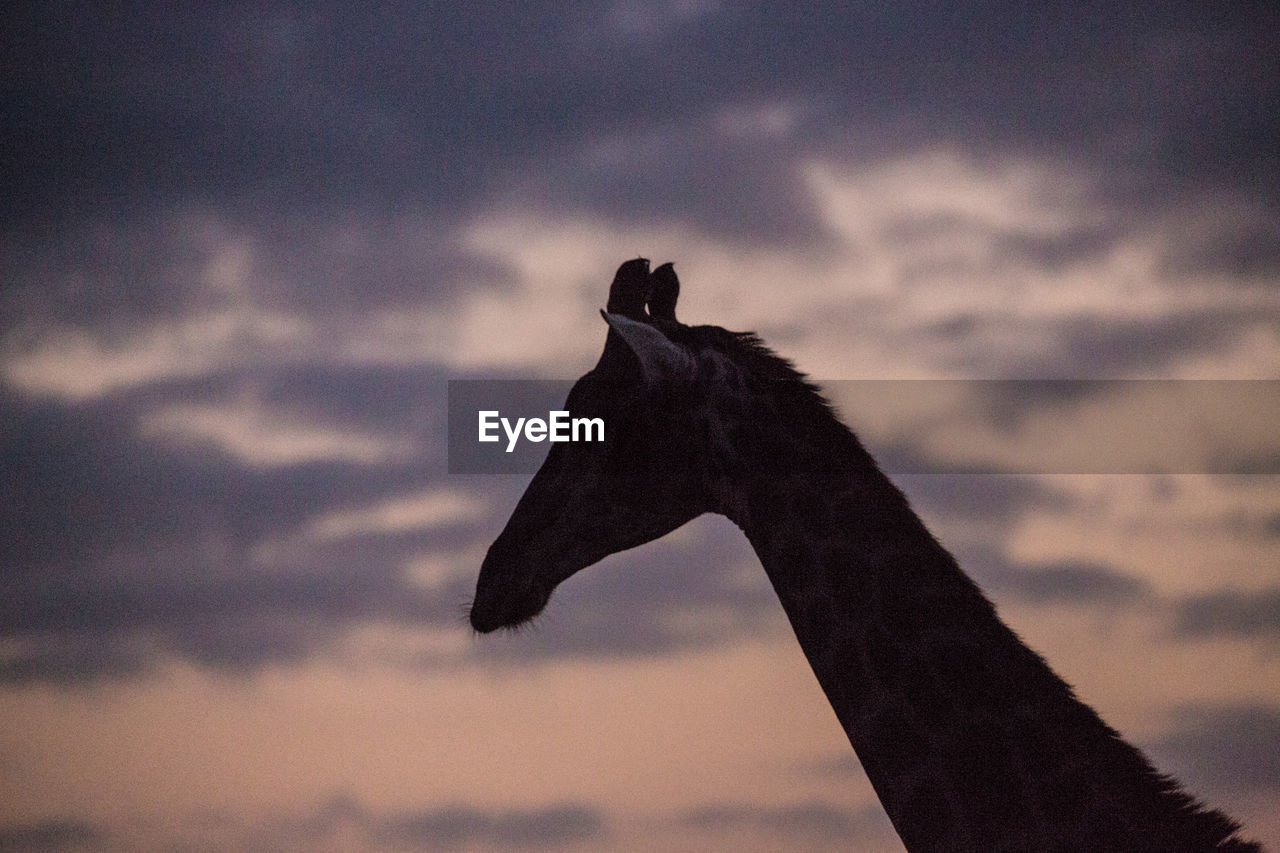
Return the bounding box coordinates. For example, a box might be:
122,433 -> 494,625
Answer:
3,3 -> 1279,850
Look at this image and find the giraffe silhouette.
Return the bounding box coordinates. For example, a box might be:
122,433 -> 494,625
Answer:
470,258 -> 1260,853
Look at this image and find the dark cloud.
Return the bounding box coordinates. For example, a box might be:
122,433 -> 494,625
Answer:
902,309 -> 1277,378
0,364 -> 450,578
681,800 -> 895,844
373,803 -> 604,850
1173,588 -> 1280,642
855,381 -> 1280,474
982,558 -> 1153,606
4,2 -> 713,228
4,2 -> 1276,247
867,475 -> 1129,599
500,1 -> 1280,248
283,794 -> 605,850
1150,704 -> 1280,792
0,819 -> 103,852
1044,312 -> 1270,376
22,795 -> 606,851
893,474 -> 1067,526
955,547 -> 1156,608
992,223 -> 1128,274
877,212 -> 1135,282
0,636 -> 148,685
1160,215 -> 1280,282
0,368 -> 486,683
0,209 -> 511,335
0,543 -> 477,684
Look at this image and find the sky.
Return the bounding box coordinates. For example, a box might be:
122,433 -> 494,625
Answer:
2,2 -> 1279,850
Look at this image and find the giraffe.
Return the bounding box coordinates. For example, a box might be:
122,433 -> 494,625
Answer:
470,258 -> 1260,853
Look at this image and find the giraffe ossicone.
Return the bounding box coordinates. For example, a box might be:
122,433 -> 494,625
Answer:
470,259 -> 1261,853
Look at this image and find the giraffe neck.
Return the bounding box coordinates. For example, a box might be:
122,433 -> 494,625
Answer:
717,433 -> 1252,852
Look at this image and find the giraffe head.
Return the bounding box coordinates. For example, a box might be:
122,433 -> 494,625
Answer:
470,258 -> 741,632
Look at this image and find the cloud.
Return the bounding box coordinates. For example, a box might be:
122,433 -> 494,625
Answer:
0,205 -> 517,404
1173,588 -> 1280,642
4,2 -> 1275,248
680,800 -> 896,844
0,367 -> 451,569
373,803 -> 604,850
0,819 -> 103,852
949,545 -> 1156,609
0,538 -> 471,684
829,380 -> 1280,476
278,795 -> 606,851
0,290 -> 486,404
1151,704 -> 1280,792
462,149 -> 1280,381
7,144 -> 1278,410
0,636 -> 148,685
891,474 -> 1070,535
0,797 -> 605,852
1034,312 -> 1280,378
294,489 -> 487,543
140,396 -> 418,468
981,558 -> 1154,606
1159,207 -> 1280,283
1,307 -> 313,401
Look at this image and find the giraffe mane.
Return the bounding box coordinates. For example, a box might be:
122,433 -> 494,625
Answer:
668,322 -> 868,456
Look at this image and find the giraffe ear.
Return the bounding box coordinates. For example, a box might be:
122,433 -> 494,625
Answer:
648,262 -> 679,322
600,311 -> 695,384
